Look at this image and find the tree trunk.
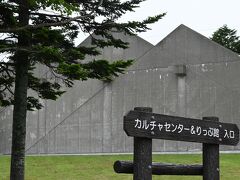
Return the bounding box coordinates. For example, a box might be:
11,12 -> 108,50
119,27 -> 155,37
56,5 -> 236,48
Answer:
10,1 -> 30,179
10,54 -> 29,180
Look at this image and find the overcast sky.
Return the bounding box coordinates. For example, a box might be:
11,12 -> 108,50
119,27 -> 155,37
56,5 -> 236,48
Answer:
78,0 -> 240,45
128,0 -> 240,45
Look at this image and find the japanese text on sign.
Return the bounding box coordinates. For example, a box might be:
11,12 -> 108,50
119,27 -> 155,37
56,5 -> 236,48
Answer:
134,119 -> 235,139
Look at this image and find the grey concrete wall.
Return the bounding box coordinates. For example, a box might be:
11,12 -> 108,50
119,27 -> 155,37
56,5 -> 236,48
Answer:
0,25 -> 240,154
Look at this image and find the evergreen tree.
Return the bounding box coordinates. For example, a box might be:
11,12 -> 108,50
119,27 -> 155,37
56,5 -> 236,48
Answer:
0,0 -> 165,179
211,25 -> 240,54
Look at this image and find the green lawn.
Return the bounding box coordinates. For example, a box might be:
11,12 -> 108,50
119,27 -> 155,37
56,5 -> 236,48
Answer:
0,154 -> 240,180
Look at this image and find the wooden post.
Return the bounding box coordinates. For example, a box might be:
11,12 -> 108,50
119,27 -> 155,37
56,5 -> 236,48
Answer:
133,107 -> 152,180
202,117 -> 219,180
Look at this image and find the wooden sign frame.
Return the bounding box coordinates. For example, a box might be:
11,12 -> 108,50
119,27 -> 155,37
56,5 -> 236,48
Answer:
124,110 -> 239,145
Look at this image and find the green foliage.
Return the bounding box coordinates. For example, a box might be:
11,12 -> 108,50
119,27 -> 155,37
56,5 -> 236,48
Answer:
211,25 -> 240,54
28,71 -> 65,102
0,0 -> 165,110
0,3 -> 16,27
27,96 -> 43,110
84,59 -> 133,82
57,62 -> 89,80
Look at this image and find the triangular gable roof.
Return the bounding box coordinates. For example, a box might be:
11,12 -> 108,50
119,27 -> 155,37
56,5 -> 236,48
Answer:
79,31 -> 154,63
130,24 -> 240,70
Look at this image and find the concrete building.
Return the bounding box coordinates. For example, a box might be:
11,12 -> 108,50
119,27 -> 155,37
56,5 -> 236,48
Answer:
0,24 -> 240,154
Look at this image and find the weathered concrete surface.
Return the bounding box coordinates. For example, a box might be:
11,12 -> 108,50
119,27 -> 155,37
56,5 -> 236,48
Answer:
0,25 -> 240,154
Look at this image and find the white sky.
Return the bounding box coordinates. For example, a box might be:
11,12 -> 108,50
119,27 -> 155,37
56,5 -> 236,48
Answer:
78,0 -> 240,45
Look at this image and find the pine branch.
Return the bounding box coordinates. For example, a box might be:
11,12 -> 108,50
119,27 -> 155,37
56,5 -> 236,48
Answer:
30,12 -> 66,18
0,0 -> 104,33
0,15 -> 87,33
0,62 -> 15,66
0,47 -> 37,53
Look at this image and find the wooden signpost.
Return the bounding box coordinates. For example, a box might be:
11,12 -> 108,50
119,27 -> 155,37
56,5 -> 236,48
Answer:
124,110 -> 239,146
114,107 -> 240,180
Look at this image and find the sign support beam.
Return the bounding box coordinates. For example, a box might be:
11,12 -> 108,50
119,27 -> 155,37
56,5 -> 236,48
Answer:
202,117 -> 219,180
133,107 -> 152,180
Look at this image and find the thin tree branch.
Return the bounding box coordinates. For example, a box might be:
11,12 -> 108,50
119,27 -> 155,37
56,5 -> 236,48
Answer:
0,63 -> 15,74
0,66 -> 15,95
30,12 -> 66,18
0,62 -> 15,66
0,47 -> 37,53
48,66 -> 74,87
6,85 -> 14,95
0,86 -> 8,94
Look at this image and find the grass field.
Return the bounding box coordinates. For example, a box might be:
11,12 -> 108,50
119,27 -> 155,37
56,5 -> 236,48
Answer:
0,154 -> 240,179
